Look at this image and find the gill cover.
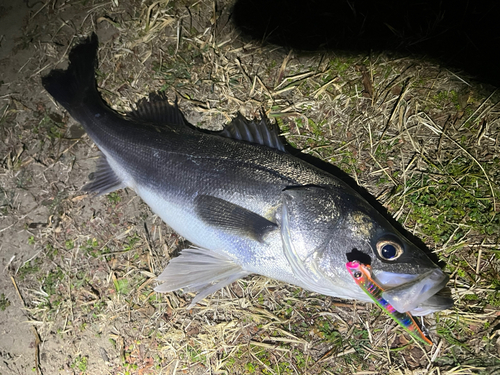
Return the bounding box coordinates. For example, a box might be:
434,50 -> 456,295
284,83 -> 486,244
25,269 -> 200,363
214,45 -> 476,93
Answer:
280,185 -> 340,294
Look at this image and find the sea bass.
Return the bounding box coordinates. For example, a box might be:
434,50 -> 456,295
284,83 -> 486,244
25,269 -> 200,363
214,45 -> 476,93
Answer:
42,34 -> 453,316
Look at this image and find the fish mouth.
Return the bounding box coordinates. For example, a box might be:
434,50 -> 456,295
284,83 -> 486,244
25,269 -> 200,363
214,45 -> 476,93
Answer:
374,268 -> 453,316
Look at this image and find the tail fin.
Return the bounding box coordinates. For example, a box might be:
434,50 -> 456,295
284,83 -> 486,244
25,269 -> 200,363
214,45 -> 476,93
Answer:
42,33 -> 99,111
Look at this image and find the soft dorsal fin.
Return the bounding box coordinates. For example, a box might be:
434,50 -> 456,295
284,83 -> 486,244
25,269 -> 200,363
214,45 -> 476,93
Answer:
129,94 -> 286,152
218,113 -> 286,152
194,195 -> 277,242
128,92 -> 187,127
82,154 -> 125,196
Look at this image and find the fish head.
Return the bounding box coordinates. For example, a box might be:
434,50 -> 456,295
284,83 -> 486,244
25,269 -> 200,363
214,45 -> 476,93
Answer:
280,185 -> 453,316
341,205 -> 453,316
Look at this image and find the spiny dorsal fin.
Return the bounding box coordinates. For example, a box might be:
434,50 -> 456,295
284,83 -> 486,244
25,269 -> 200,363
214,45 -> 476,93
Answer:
218,113 -> 286,152
82,154 -> 125,196
128,92 -> 187,127
194,195 -> 278,242
130,94 -> 286,152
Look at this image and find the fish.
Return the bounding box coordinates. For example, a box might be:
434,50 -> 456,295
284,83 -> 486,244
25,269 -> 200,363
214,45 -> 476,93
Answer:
346,260 -> 432,345
41,33 -> 454,315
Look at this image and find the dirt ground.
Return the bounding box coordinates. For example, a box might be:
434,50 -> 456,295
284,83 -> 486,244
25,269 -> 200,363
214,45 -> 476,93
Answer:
1,0 -> 500,374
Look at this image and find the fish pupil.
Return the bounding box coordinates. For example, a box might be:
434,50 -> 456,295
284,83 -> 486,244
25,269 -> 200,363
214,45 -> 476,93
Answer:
353,271 -> 362,279
381,244 -> 397,259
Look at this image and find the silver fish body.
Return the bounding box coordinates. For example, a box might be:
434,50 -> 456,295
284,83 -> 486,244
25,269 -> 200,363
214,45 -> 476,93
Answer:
42,34 -> 453,315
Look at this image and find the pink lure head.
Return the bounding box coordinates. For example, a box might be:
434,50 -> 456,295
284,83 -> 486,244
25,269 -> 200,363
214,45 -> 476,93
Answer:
346,261 -> 375,284
346,260 -> 363,281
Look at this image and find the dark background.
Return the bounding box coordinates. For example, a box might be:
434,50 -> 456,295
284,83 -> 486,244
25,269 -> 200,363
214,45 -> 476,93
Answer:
233,0 -> 500,86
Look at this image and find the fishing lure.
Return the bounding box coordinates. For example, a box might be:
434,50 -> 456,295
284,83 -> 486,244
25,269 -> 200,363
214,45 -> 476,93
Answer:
346,260 -> 432,346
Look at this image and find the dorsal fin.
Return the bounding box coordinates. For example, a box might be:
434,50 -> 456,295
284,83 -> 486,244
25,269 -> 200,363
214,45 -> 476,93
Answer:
129,95 -> 286,152
128,92 -> 187,127
218,113 -> 286,152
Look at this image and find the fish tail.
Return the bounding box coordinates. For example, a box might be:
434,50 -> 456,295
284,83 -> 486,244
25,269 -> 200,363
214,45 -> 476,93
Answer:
42,33 -> 100,112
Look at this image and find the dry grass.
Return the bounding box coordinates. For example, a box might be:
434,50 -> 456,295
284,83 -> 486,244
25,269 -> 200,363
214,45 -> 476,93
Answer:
1,0 -> 499,374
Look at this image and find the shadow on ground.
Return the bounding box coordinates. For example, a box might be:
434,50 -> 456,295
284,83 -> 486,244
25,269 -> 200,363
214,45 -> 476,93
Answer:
233,0 -> 500,86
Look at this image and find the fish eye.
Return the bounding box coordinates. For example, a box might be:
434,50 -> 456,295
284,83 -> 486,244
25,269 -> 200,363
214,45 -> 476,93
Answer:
376,239 -> 403,261
353,271 -> 362,279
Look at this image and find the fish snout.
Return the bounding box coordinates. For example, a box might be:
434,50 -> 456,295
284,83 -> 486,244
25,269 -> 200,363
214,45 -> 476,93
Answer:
377,268 -> 453,315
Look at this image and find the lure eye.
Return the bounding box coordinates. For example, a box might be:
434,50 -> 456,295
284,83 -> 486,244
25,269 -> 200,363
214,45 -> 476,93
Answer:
352,270 -> 362,279
376,239 -> 403,261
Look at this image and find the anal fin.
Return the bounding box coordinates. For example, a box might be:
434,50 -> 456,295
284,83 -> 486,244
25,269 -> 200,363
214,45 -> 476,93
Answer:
82,154 -> 125,196
154,247 -> 250,307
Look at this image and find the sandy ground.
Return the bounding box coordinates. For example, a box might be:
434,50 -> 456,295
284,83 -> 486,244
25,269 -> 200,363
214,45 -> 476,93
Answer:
1,1 -> 44,372
0,2 -> 130,373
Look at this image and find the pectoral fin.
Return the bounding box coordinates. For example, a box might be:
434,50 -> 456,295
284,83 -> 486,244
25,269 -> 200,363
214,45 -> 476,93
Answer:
154,247 -> 250,307
194,195 -> 277,242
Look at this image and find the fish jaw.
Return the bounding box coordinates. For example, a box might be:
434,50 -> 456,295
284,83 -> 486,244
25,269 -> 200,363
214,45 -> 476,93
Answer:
374,268 -> 453,315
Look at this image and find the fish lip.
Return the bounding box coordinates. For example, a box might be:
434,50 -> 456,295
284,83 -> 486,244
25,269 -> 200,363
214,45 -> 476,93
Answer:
374,268 -> 450,313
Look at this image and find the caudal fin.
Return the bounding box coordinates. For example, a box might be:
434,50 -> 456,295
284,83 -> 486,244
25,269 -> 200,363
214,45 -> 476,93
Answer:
42,33 -> 99,111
